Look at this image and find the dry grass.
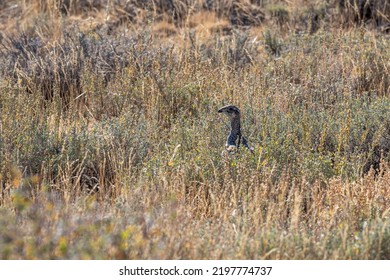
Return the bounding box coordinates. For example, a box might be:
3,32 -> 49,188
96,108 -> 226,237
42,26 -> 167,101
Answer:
0,0 -> 389,260
1,165 -> 389,259
187,11 -> 232,37
153,21 -> 178,37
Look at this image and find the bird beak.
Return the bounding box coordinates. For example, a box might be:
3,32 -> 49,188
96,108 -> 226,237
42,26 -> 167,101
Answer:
218,108 -> 223,113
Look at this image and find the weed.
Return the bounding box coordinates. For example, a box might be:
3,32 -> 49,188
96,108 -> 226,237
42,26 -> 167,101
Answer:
0,0 -> 389,260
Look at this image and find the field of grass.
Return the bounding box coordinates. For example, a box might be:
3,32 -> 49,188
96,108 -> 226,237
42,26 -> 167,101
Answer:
0,0 -> 389,259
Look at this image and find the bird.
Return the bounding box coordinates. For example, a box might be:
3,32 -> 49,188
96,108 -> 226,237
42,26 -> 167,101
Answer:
218,105 -> 254,155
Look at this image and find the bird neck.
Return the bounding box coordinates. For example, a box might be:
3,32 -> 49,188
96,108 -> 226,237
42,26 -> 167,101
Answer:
230,116 -> 241,135
227,116 -> 241,147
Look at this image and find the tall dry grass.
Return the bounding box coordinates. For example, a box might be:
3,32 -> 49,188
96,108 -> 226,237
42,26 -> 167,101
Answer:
0,0 -> 389,259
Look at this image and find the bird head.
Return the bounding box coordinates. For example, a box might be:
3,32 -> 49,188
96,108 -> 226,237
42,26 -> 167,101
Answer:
217,105 -> 240,120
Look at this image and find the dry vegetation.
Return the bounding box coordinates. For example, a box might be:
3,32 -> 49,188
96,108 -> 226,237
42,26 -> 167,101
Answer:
0,0 -> 390,259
